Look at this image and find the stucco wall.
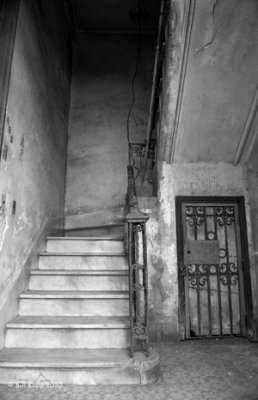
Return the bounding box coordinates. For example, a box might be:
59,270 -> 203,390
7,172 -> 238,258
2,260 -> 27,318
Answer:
0,0 -> 71,347
173,0 -> 258,163
142,161 -> 256,341
65,33 -> 155,216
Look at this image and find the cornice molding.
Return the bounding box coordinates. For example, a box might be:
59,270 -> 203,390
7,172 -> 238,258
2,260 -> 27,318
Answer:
158,0 -> 196,163
167,0 -> 196,163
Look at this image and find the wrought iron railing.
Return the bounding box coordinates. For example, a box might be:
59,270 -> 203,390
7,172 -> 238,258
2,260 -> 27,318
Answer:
142,0 -> 169,182
129,141 -> 157,189
125,165 -> 149,357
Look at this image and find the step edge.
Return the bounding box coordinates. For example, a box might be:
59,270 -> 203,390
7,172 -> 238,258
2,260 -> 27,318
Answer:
64,222 -> 125,231
47,237 -> 124,241
6,323 -> 130,329
19,292 -> 129,299
39,252 -> 127,257
0,361 -> 127,368
31,270 -> 129,276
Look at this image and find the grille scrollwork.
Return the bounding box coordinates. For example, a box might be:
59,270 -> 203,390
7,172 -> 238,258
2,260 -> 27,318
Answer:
186,206 -> 205,226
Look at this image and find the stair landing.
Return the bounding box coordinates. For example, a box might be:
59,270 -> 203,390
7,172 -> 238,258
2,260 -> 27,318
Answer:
0,348 -> 159,385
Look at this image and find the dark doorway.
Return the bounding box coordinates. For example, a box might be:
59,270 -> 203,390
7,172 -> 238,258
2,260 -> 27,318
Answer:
176,196 -> 253,340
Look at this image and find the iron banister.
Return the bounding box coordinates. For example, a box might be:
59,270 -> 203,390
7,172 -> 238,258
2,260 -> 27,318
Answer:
126,165 -> 150,357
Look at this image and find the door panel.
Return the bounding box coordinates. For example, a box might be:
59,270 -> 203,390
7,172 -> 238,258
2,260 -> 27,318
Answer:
177,198 -> 251,340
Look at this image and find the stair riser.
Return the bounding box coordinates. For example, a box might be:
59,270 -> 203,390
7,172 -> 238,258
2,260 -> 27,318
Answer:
29,275 -> 128,291
19,299 -> 129,317
0,365 -> 158,385
46,240 -> 124,254
39,256 -> 128,270
5,329 -> 129,349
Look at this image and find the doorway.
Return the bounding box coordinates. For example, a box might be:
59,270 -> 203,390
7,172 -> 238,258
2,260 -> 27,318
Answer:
176,196 -> 253,340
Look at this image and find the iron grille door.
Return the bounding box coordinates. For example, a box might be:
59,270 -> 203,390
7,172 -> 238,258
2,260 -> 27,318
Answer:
177,198 -> 250,340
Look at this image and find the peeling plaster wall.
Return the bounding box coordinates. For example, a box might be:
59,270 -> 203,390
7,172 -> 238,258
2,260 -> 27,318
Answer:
0,0 -> 71,347
142,161 -> 256,340
65,34 -> 155,216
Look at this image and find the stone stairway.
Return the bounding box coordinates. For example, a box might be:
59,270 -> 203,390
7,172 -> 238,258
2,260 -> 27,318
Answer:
0,234 -> 159,385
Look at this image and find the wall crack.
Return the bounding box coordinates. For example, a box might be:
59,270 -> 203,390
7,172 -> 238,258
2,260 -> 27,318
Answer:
195,0 -> 221,55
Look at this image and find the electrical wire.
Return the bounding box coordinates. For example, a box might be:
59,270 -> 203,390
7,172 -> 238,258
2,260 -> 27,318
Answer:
127,0 -> 142,146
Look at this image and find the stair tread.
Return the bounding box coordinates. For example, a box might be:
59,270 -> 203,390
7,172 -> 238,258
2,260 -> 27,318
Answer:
6,316 -> 130,329
64,222 -> 124,230
40,252 -> 127,256
0,348 -> 138,368
47,237 -> 123,241
31,270 -> 129,276
20,290 -> 129,299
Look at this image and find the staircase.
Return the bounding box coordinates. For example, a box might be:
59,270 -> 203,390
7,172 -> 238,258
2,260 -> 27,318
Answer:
0,229 -> 159,385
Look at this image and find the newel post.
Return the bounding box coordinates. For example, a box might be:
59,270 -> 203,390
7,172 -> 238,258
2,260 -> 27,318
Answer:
126,209 -> 150,357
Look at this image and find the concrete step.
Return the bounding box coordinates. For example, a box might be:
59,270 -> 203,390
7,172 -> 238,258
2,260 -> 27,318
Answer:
5,316 -> 130,349
29,270 -> 129,291
19,291 -> 129,317
39,253 -> 128,270
0,348 -> 160,385
46,237 -> 125,254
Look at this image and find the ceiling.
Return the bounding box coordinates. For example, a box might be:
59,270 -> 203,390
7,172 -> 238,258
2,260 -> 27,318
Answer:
69,0 -> 161,34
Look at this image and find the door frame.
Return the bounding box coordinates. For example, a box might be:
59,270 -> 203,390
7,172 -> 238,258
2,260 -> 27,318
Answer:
176,196 -> 253,340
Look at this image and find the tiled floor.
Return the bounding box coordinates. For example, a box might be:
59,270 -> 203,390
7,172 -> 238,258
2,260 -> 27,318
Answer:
0,339 -> 258,400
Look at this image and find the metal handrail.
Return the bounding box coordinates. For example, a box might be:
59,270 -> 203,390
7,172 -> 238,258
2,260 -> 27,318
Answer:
142,0 -> 168,181
125,165 -> 149,356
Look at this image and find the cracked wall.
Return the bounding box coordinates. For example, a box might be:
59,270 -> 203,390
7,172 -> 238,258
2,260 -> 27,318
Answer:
173,0 -> 258,162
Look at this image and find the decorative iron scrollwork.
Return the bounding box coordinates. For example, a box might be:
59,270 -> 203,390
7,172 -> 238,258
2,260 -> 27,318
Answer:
132,223 -> 144,233
219,262 -> 239,286
220,274 -> 239,286
189,274 -> 207,287
132,263 -> 144,271
132,323 -> 148,339
186,206 -> 204,215
129,141 -> 156,183
133,282 -> 144,291
216,206 -> 235,226
219,263 -> 228,274
186,206 -> 205,226
187,262 -> 239,288
187,264 -> 215,287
